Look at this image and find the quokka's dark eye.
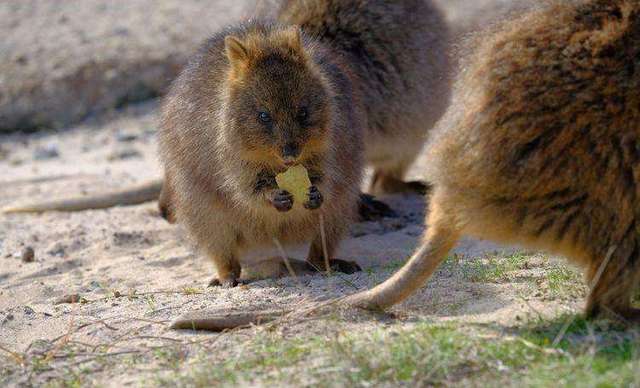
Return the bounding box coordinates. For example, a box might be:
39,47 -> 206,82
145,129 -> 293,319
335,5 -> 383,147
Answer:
258,111 -> 272,123
297,107 -> 308,121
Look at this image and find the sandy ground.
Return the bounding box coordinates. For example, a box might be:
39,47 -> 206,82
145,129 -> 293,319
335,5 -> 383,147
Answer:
0,100 -> 585,386
0,0 -> 250,131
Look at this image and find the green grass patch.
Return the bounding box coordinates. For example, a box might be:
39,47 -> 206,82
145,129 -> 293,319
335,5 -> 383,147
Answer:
443,252 -> 586,300
164,317 -> 640,387
545,263 -> 583,298
443,252 -> 529,283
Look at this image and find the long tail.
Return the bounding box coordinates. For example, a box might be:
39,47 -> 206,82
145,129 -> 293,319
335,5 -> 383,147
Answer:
343,222 -> 459,310
1,179 -> 162,214
170,309 -> 290,331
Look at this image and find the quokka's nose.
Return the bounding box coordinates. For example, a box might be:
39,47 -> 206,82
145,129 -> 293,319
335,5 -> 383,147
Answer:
282,143 -> 300,165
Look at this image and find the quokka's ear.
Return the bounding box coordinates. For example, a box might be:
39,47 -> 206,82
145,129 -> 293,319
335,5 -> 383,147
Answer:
225,35 -> 250,65
281,25 -> 304,56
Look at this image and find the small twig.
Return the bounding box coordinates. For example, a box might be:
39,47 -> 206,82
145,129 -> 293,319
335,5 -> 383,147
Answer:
553,245 -> 616,347
319,213 -> 331,274
91,319 -> 119,331
121,317 -> 169,325
551,314 -> 576,348
588,245 -> 617,291
510,336 -> 568,356
133,335 -> 185,343
273,237 -> 302,288
86,289 -> 204,304
48,319 -> 118,346
66,340 -> 101,350
252,0 -> 263,18
0,344 -> 25,365
146,307 -> 175,317
24,318 -> 259,372
101,324 -> 155,352
45,311 -> 78,362
261,295 -> 351,331
304,260 -> 359,290
62,350 -> 142,368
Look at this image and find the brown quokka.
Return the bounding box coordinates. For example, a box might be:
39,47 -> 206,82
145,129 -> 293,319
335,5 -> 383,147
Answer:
346,0 -> 640,321
159,22 -> 363,287
171,0 -> 640,330
157,0 -> 450,287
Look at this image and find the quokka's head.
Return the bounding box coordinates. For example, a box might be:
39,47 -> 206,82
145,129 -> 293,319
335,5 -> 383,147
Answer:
222,25 -> 333,168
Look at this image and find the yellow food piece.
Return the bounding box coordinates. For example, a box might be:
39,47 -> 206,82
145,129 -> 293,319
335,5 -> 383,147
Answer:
275,165 -> 311,206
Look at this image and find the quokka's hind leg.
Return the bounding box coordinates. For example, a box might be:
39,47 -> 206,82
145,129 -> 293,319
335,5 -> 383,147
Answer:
177,193 -> 242,287
346,190 -> 460,310
367,137 -> 429,196
585,236 -> 640,322
206,249 -> 243,288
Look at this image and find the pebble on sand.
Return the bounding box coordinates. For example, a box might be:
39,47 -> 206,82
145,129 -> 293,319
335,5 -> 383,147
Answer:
20,246 -> 35,263
54,294 -> 84,305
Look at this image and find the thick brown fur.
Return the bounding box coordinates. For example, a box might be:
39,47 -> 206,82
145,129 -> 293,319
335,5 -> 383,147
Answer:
171,0 -> 640,330
158,1 -> 450,287
348,0 -> 640,321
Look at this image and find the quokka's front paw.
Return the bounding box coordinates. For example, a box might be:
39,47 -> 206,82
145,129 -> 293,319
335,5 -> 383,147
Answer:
270,189 -> 294,212
304,186 -> 323,210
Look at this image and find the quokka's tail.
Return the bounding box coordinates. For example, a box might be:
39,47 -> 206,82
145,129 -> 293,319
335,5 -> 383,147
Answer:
1,179 -> 162,214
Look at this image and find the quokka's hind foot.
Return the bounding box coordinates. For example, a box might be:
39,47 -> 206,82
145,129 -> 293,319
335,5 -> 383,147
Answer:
208,278 -> 245,288
585,290 -> 640,323
358,193 -> 397,221
403,181 -> 431,196
329,259 -> 362,274
369,171 -> 431,196
308,259 -> 362,274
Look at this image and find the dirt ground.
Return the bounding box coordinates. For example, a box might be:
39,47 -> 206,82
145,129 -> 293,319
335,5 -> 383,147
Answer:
0,100 -> 587,386
0,1 -> 597,386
